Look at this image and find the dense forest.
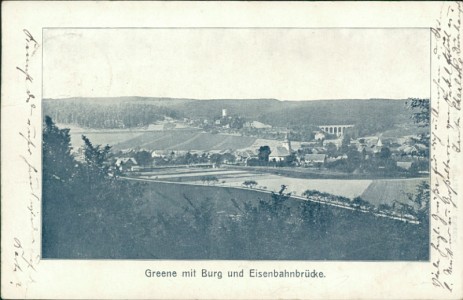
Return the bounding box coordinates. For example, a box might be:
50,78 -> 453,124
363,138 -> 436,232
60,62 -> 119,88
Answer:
43,100 -> 181,128
44,97 -> 417,136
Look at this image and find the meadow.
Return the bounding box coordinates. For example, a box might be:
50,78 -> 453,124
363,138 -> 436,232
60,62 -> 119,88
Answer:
360,179 -> 426,206
68,127 -> 259,151
139,167 -> 427,207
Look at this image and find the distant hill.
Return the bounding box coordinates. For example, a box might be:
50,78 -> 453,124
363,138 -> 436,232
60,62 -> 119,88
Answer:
44,97 -> 422,135
171,98 -> 414,130
171,98 -> 282,120
45,96 -> 196,106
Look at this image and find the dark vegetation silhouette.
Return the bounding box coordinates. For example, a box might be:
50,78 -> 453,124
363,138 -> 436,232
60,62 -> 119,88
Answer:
42,116 -> 147,258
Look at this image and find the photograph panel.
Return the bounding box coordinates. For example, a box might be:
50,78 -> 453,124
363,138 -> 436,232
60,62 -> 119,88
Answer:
42,28 -> 430,260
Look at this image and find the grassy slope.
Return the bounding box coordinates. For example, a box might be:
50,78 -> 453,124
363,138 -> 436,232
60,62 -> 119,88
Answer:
113,130 -> 257,151
361,178 -> 428,207
68,129 -> 258,151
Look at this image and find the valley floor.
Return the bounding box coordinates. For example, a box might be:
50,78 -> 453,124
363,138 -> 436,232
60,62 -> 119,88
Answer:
130,166 -> 428,208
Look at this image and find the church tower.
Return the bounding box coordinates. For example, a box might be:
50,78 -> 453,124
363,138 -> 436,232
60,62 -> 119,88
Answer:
282,131 -> 292,153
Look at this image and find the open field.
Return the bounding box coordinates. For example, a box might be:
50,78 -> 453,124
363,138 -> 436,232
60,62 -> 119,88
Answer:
134,167 -> 428,207
361,179 -> 426,206
113,130 -> 258,150
67,127 -> 262,151
145,170 -> 372,198
69,131 -> 145,150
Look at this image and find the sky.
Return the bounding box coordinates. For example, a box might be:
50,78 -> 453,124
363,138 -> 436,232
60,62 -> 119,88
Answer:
43,28 -> 430,100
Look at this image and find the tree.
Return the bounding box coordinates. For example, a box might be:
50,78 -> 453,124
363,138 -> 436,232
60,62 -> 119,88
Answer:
258,146 -> 271,162
380,147 -> 391,159
221,153 -> 236,164
407,98 -> 430,127
346,145 -> 362,172
325,143 -> 337,157
201,176 -> 219,185
230,116 -> 245,129
258,185 -> 292,227
243,180 -> 258,189
303,190 -> 321,198
378,203 -> 393,212
352,196 -> 372,210
43,116 -> 79,182
284,153 -> 298,166
134,150 -> 153,167
407,98 -> 430,156
42,116 -> 81,258
340,134 -> 351,153
42,116 -> 80,207
168,151 -> 175,162
299,194 -> 333,238
43,117 -> 148,258
409,181 -> 430,223
209,153 -> 223,166
82,135 -> 112,180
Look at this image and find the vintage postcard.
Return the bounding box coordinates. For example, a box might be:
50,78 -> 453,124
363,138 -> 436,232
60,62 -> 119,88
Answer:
1,1 -> 462,299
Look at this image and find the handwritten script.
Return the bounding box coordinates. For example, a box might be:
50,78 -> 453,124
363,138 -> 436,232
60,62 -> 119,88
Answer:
11,29 -> 41,292
430,1 -> 462,293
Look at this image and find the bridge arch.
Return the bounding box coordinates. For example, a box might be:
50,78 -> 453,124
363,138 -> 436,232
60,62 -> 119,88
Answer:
318,124 -> 354,137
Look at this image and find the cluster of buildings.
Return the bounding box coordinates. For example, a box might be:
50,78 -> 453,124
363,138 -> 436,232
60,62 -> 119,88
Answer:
94,108 -> 428,173
236,125 -> 428,170
110,127 -> 428,172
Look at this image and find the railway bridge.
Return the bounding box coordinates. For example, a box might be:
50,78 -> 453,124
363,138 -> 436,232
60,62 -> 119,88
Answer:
319,124 -> 354,137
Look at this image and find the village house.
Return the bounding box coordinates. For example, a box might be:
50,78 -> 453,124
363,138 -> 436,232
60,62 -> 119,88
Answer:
323,138 -> 343,149
357,144 -> 373,159
268,131 -> 293,162
300,141 -> 320,149
397,161 -> 413,170
269,146 -> 291,162
303,154 -> 326,167
314,131 -> 326,141
236,149 -> 257,164
121,149 -> 135,155
326,154 -> 348,163
115,157 -> 138,172
151,150 -> 172,158
414,143 -> 428,152
243,121 -> 272,129
311,147 -> 327,154
398,145 -> 419,156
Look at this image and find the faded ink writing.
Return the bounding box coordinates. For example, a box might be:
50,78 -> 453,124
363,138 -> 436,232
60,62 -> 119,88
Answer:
12,28 -> 40,291
430,1 -> 462,293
